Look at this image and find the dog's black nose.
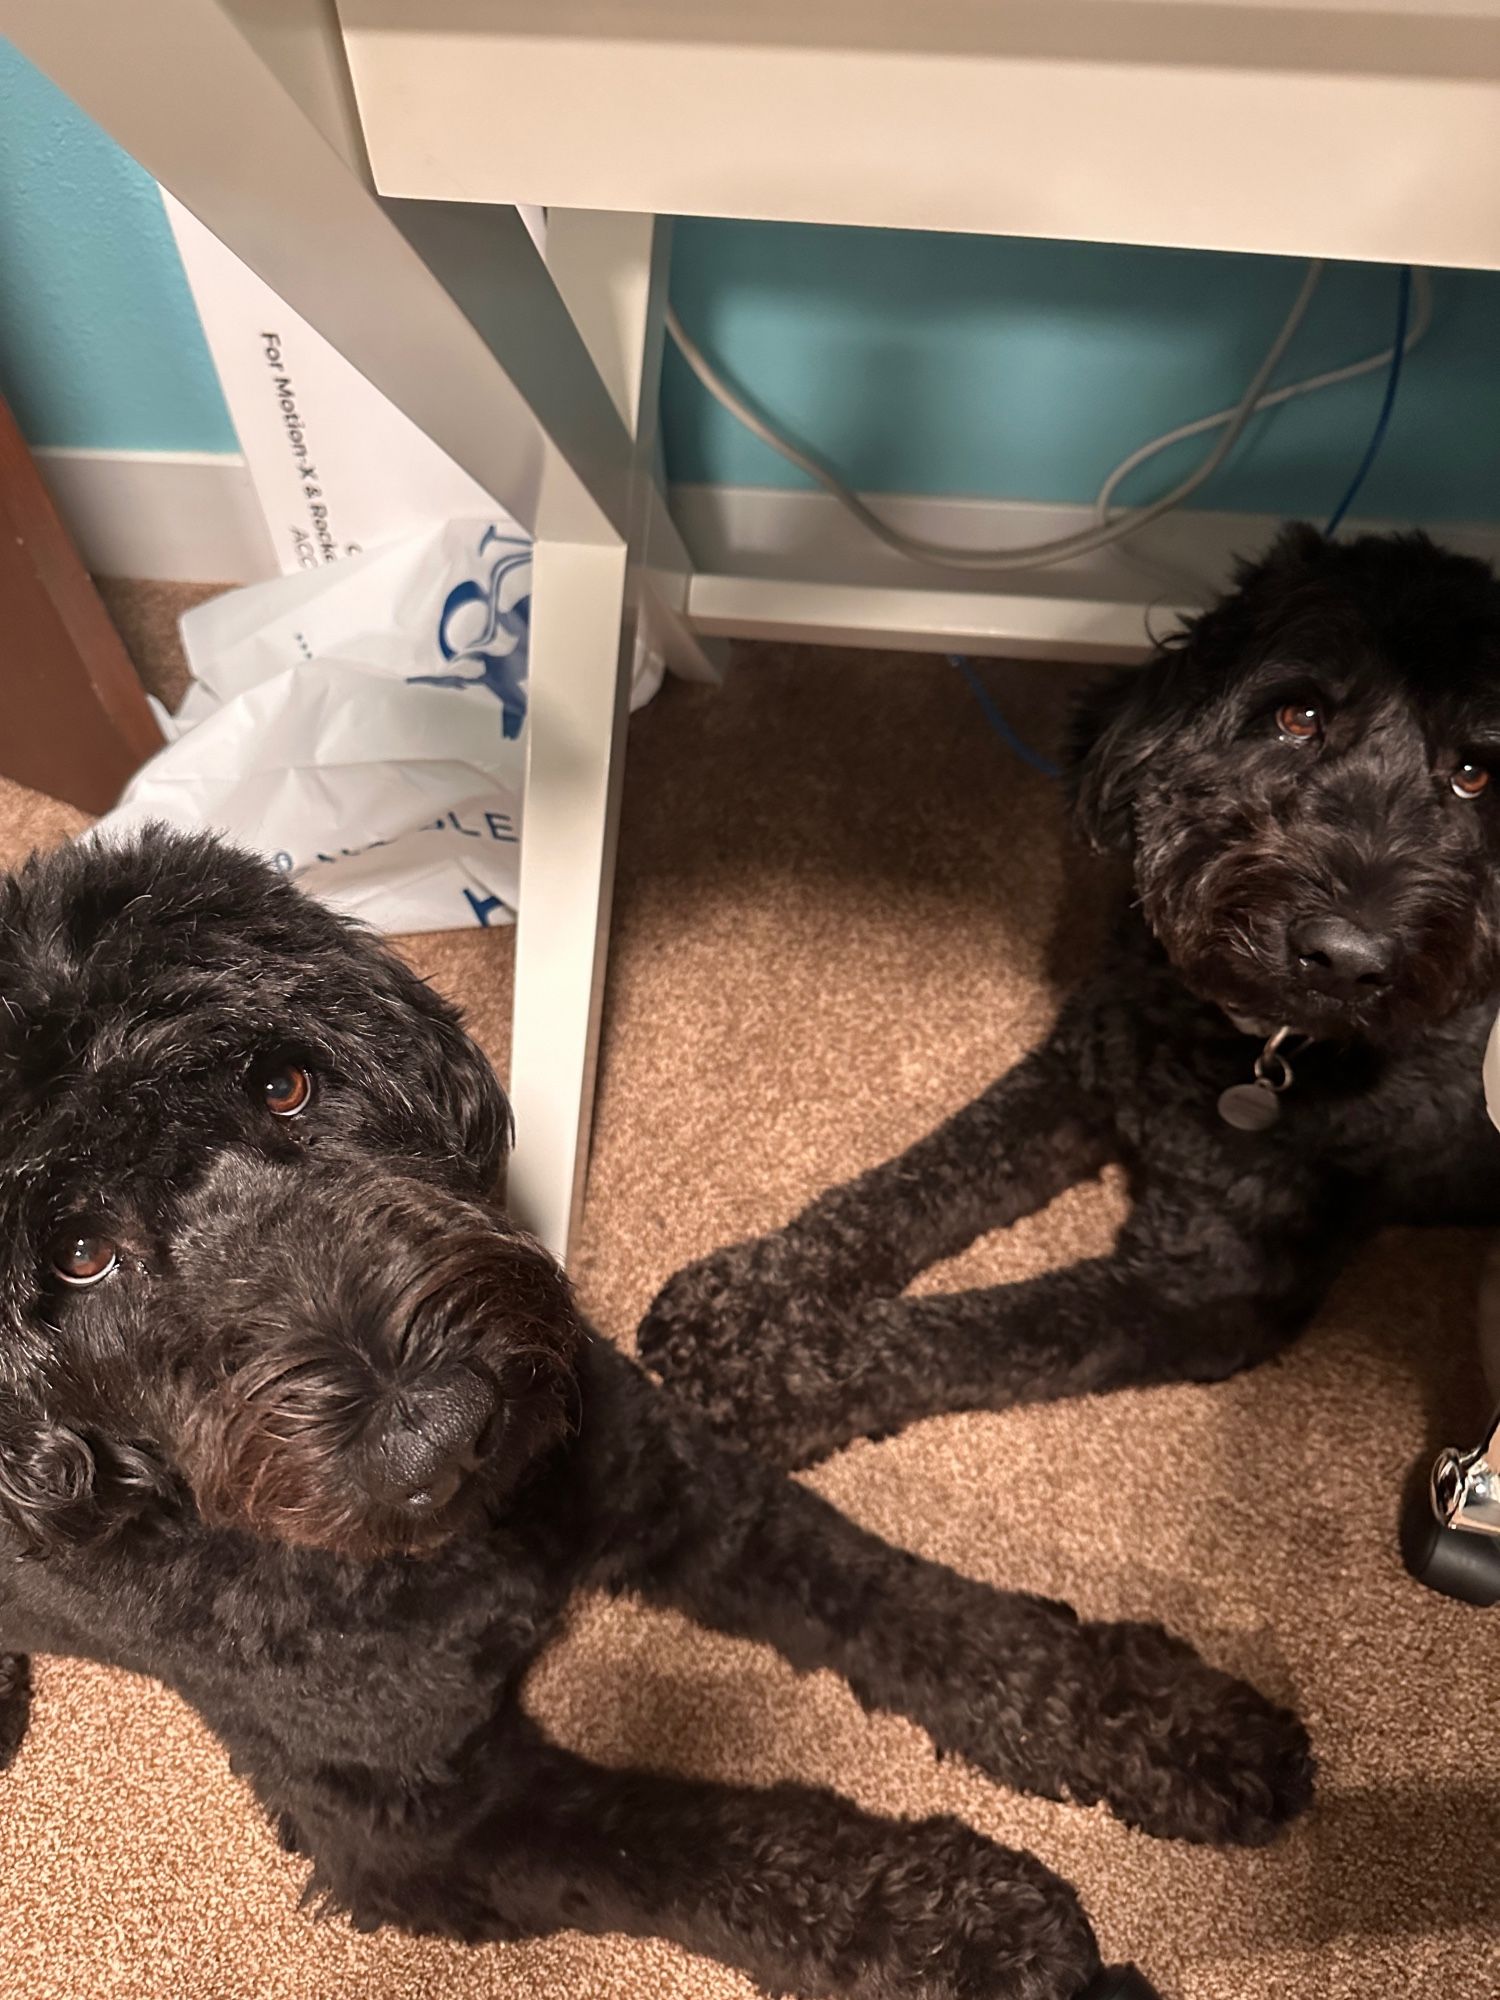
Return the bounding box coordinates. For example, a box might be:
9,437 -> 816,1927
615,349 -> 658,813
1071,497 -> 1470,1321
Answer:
365,1368 -> 497,1509
1290,913 -> 1396,996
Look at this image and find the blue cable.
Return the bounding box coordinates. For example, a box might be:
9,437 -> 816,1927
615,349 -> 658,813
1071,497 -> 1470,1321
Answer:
948,655 -> 1060,778
1323,264 -> 1412,537
959,263 -> 1415,774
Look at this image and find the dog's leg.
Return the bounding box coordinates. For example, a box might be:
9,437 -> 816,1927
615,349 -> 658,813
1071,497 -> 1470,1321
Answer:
471,1729 -> 1103,2000
0,1653 -> 31,1770
584,1352 -> 1312,1848
648,1174 -> 1337,1467
640,1038 -> 1112,1386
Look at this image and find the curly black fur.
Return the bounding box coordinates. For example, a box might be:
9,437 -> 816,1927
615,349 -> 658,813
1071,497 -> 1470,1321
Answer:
0,830 -> 1307,1999
640,527 -> 1500,1466
0,1650 -> 29,1769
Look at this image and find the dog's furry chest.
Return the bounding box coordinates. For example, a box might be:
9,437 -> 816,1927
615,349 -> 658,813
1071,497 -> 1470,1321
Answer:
0,1517 -> 571,1787
1063,954 -> 1500,1228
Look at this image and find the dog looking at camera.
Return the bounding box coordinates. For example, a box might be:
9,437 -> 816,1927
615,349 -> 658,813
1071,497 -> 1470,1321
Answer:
641,526 -> 1500,1467
0,830 -> 1308,2000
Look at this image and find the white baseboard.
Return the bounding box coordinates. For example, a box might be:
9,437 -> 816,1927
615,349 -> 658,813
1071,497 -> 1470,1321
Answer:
34,447 -> 279,584
34,455 -> 1500,657
671,484 -> 1500,661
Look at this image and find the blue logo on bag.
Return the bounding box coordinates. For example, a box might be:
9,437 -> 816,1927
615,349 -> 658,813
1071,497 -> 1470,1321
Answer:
406,525 -> 530,739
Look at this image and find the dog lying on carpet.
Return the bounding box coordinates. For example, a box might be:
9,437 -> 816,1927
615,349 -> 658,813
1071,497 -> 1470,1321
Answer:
0,831 -> 1306,2000
640,527 -> 1500,1470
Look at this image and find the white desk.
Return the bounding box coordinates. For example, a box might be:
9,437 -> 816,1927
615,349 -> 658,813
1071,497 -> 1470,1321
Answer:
9,0 -> 1500,1257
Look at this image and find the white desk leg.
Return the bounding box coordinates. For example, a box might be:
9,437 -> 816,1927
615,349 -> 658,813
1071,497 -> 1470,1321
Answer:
506,538 -> 635,1259
542,211 -> 726,696
505,212 -> 668,1260
644,481 -> 730,687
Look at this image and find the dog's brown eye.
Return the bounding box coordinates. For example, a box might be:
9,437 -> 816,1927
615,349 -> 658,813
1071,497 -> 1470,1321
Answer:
262,1065 -> 313,1118
1452,761 -> 1490,800
50,1233 -> 118,1288
1277,701 -> 1322,742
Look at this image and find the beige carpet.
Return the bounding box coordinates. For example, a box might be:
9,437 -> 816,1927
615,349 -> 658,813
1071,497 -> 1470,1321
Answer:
0,587 -> 1496,1998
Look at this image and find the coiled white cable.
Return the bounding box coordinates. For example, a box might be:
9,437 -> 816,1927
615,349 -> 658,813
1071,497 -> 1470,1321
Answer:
665,262 -> 1432,575
1093,267 -> 1433,524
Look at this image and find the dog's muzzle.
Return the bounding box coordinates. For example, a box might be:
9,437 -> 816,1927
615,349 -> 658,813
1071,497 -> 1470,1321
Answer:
177,1162 -> 582,1558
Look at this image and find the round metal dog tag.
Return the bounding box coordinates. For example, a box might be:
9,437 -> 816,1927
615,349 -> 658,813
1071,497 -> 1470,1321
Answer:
1217,1080 -> 1281,1131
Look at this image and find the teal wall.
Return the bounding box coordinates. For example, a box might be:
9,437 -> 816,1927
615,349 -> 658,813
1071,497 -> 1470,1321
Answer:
661,221 -> 1500,523
4,37 -> 1500,524
0,39 -> 236,452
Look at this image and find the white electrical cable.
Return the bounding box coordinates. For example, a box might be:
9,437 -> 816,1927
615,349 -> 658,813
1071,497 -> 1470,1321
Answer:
666,260 -> 1424,575
1092,266 -> 1433,524
667,266 -> 1322,571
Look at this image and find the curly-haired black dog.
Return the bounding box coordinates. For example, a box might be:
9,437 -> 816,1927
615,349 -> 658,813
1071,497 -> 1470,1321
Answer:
0,830 -> 1307,2000
641,526 -> 1500,1467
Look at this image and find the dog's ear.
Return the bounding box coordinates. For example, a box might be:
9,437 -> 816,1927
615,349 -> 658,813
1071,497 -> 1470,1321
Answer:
0,1407 -> 92,1555
1065,653 -> 1185,854
1068,523 -> 1333,850
435,1017 -> 514,1191
365,952 -> 514,1193
0,1403 -> 169,1556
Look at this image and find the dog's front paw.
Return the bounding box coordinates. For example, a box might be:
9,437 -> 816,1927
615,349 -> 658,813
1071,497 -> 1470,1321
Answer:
639,1232 -> 803,1375
0,1654 -> 32,1772
641,1233 -> 923,1465
1076,1622 -> 1314,1845
638,1233 -> 846,1444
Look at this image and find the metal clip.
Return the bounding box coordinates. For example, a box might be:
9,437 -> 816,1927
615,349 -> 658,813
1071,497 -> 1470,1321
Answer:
1217,1025 -> 1307,1132
1253,1024 -> 1301,1093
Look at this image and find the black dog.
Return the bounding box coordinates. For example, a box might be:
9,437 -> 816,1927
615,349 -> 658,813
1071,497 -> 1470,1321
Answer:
640,527 -> 1500,1468
0,830 -> 1307,2000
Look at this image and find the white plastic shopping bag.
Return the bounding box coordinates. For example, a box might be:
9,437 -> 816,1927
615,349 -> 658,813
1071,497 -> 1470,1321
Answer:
92,518 -> 656,934
161,190 -> 547,576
